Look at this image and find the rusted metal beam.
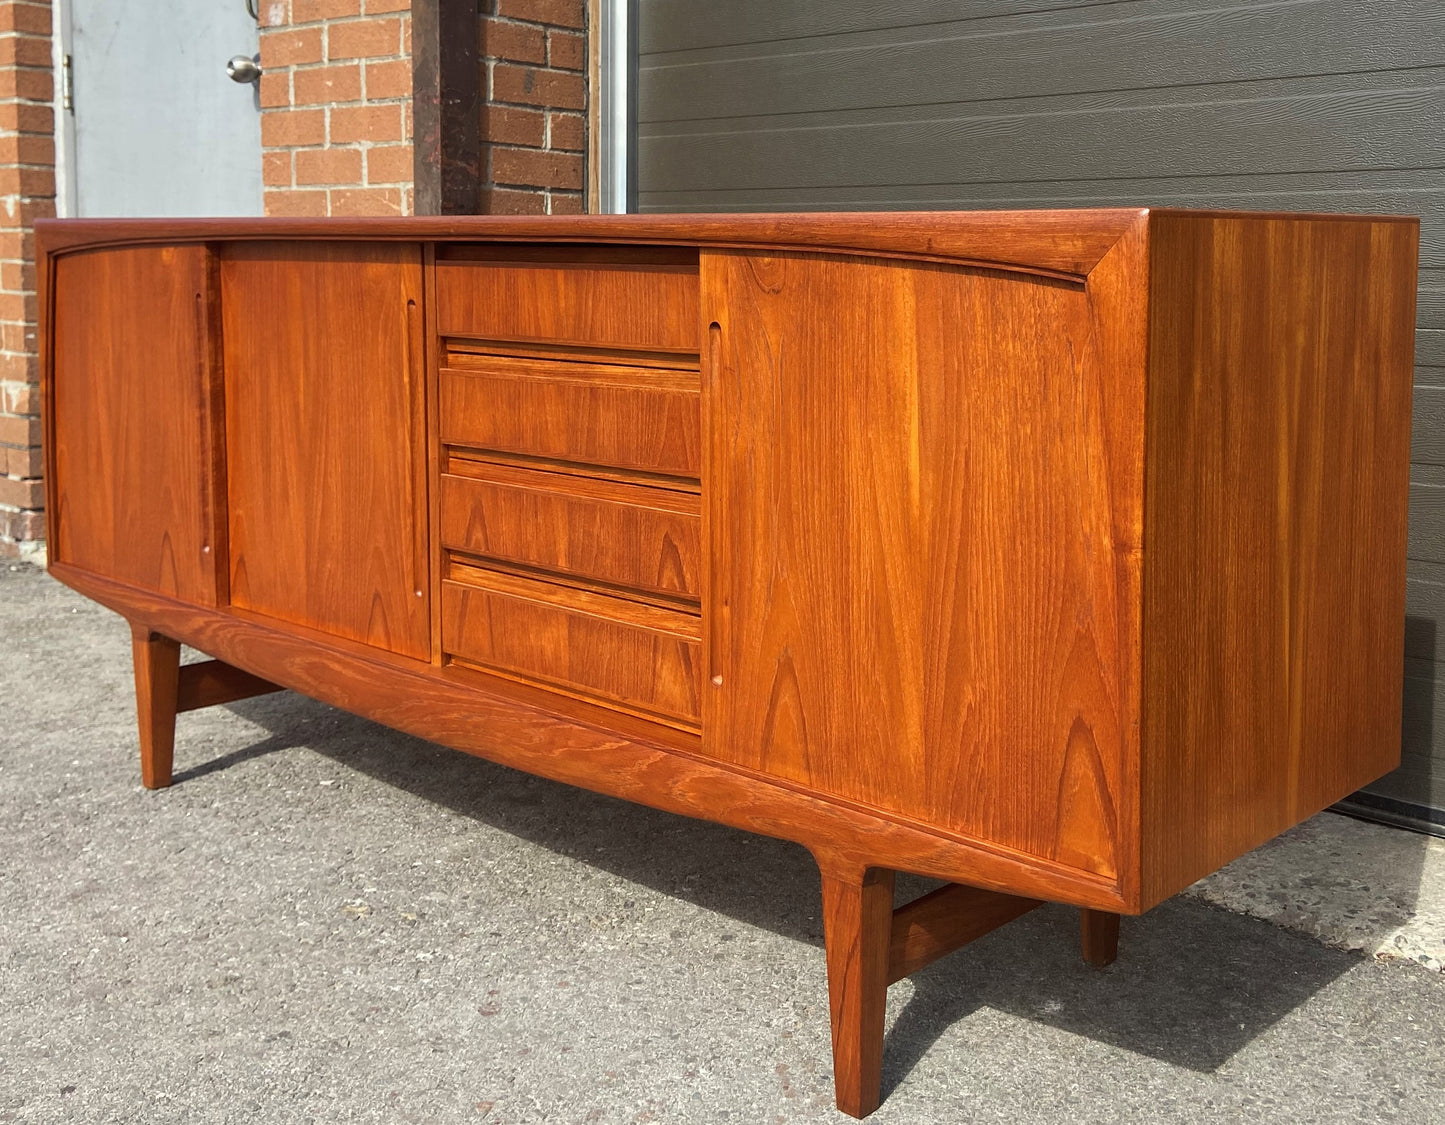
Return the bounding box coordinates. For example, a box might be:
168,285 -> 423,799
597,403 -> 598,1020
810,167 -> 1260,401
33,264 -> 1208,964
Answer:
413,0 -> 483,215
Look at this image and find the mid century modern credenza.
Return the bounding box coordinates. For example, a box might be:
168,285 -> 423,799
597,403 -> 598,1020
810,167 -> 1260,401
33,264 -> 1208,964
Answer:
37,210 -> 1418,1116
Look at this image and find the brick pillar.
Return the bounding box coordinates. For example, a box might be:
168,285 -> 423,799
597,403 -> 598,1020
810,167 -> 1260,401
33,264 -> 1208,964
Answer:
0,0 -> 51,560
257,0 -> 414,217
481,0 -> 586,214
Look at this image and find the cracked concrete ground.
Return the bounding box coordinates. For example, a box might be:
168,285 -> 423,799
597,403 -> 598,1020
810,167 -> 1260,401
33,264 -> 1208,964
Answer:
3,562 -> 1444,1124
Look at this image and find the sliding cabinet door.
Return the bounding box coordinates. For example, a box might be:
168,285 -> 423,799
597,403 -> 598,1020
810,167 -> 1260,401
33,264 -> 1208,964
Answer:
50,244 -> 224,604
221,243 -> 430,660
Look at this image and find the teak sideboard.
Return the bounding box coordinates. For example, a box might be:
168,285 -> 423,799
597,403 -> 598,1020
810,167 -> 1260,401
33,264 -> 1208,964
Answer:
37,210 -> 1417,1117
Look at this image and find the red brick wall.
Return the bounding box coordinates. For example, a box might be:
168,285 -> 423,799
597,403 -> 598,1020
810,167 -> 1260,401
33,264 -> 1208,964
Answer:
258,0 -> 415,216
0,1 -> 592,555
257,0 -> 592,217
0,0 -> 51,559
480,0 -> 586,214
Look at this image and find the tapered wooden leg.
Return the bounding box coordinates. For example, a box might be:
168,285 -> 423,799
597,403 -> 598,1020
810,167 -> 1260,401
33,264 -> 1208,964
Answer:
131,624 -> 181,790
1080,908 -> 1120,968
819,863 -> 896,1119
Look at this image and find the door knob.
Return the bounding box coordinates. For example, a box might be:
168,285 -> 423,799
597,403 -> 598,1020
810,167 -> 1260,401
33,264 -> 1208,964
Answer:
227,55 -> 262,84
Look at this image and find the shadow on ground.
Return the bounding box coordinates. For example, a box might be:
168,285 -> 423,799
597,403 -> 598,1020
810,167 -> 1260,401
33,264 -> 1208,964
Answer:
194,689 -> 1368,1096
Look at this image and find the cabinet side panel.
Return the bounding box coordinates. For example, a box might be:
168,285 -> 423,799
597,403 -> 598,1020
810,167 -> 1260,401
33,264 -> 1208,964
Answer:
50,245 -> 220,604
221,242 -> 431,660
703,250 -> 1143,879
1141,214 -> 1418,907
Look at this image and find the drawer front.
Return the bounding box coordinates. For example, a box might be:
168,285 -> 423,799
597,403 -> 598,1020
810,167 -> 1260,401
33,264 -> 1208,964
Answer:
439,359 -> 701,478
435,251 -> 700,354
440,465 -> 702,600
442,571 -> 702,725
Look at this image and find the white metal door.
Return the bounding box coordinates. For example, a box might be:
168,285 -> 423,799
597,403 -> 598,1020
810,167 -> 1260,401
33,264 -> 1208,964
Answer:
63,0 -> 263,217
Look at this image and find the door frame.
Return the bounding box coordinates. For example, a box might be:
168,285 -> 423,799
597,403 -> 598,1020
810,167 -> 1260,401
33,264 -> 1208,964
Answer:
593,0 -> 633,213
51,0 -> 76,218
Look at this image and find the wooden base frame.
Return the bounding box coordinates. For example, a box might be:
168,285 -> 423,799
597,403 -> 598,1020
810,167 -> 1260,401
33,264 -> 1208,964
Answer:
1081,908 -> 1122,968
98,575 -> 1124,1120
130,623 -> 283,789
130,625 -> 1125,1120
72,563 -> 1129,911
815,856 -> 1117,1117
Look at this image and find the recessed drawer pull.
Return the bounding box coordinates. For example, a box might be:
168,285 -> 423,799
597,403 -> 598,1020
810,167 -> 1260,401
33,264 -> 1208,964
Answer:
435,250 -> 700,354
442,569 -> 702,726
440,466 -> 702,601
439,361 -> 702,479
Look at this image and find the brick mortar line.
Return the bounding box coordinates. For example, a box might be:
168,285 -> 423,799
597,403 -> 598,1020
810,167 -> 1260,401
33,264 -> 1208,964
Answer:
493,63 -> 581,75
492,99 -> 585,113
485,20 -> 580,38
258,96 -> 407,103
261,98 -> 411,108
282,57 -> 410,69
265,14 -> 411,29
490,142 -> 580,155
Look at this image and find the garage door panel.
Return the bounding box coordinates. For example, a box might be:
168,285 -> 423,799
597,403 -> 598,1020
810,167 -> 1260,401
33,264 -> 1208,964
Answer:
1406,579 -> 1445,662
640,0 -> 1109,54
1408,485 -> 1445,564
1419,331 -> 1445,369
642,0 -> 1440,124
1412,390 -> 1445,468
640,82 -> 1445,196
1420,282 -> 1444,329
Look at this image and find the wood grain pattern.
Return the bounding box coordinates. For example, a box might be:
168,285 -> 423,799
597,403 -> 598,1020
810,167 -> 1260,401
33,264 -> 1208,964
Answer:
442,568 -> 703,725
1139,214 -> 1419,907
440,460 -> 702,600
1076,220 -> 1151,913
424,243 -> 450,668
175,660 -> 283,713
40,216 -> 1415,910
221,242 -> 431,660
819,865 -> 894,1119
38,209 -> 1153,280
38,212 -> 1420,1118
703,248 -> 1140,882
447,336 -> 702,372
435,249 -> 701,353
57,562 -> 1124,909
886,882 -> 1042,985
439,356 -> 702,478
131,625 -> 181,790
49,245 -> 223,604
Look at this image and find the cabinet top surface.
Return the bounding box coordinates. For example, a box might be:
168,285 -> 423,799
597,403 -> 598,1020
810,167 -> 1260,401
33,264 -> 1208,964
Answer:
34,208 -> 1417,282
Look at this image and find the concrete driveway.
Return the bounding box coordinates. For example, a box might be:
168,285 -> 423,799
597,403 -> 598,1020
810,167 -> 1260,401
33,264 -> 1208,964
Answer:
3,563 -> 1443,1124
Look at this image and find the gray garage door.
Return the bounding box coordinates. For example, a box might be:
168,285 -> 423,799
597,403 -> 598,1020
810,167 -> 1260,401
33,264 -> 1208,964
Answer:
636,0 -> 1445,833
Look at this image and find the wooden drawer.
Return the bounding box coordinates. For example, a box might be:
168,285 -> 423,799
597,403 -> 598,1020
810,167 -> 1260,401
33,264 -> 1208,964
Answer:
439,355 -> 701,478
443,566 -> 702,725
440,460 -> 702,601
435,246 -> 700,354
